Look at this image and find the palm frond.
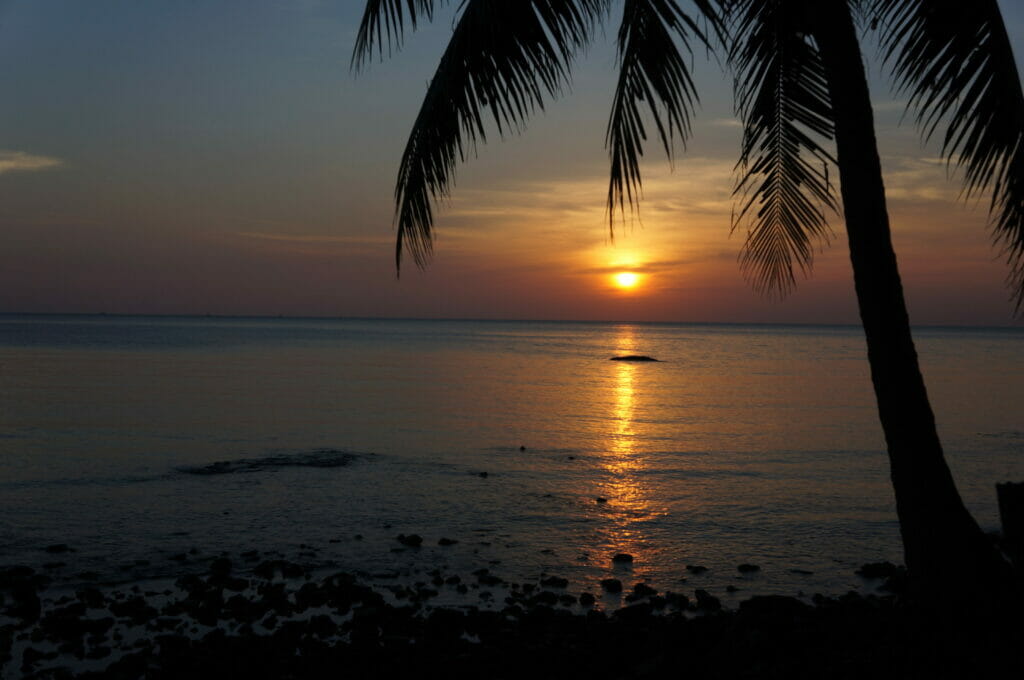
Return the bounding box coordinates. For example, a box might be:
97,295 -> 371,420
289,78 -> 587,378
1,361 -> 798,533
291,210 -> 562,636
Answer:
352,0 -> 441,69
393,0 -> 609,270
606,0 -> 722,227
728,0 -> 837,297
873,0 -> 1024,309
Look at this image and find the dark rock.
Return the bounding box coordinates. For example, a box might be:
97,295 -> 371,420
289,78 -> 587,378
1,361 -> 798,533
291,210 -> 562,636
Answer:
694,589 -> 722,612
396,534 -> 423,548
210,557 -> 233,579
540,576 -> 569,588
610,355 -> 660,362
856,561 -> 901,579
22,646 -> 57,670
43,544 -> 73,554
790,568 -> 814,575
726,585 -> 740,593
579,592 -> 596,606
631,582 -> 658,598
110,596 -> 158,625
614,602 -> 653,622
686,564 -> 709,574
664,591 -> 690,609
739,595 -> 813,621
438,537 -> 458,546
600,578 -> 623,593
738,563 -> 761,573
76,588 -> 105,609
596,497 -> 608,504
531,591 -> 558,607
478,471 -> 489,478
612,553 -> 634,564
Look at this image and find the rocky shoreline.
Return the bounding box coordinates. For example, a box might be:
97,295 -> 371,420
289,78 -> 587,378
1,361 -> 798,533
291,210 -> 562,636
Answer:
2,545 -> 1021,679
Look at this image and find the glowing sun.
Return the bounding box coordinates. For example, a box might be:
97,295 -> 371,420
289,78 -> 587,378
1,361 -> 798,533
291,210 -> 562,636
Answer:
612,272 -> 641,290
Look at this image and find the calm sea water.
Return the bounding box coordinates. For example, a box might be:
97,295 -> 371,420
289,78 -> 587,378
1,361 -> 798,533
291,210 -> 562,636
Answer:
1,315 -> 1021,604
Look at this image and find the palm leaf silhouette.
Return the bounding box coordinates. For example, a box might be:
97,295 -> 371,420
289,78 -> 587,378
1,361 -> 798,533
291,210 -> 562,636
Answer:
873,0 -> 1024,308
728,0 -> 837,297
352,0 -> 441,67
357,1 -> 609,270
606,0 -> 721,227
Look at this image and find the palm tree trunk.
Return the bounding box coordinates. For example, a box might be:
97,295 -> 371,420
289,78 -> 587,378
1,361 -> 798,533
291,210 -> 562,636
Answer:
809,0 -> 1014,603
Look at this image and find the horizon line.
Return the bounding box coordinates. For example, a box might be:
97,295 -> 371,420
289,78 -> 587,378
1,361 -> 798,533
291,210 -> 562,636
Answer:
1,311 -> 1021,331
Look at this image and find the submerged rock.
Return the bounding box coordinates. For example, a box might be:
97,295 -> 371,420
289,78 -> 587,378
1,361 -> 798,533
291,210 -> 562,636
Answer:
397,534 -> 423,548
609,355 -> 660,362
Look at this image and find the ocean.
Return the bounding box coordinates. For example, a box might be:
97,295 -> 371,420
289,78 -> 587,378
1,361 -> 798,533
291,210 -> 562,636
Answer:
1,315 -> 1021,605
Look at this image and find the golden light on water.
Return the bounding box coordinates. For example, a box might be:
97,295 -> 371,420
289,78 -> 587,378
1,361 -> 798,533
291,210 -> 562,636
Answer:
592,325 -> 660,564
612,272 -> 641,290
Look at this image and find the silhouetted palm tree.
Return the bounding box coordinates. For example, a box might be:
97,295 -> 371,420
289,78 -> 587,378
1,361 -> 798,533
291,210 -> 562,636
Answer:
353,0 -> 1023,604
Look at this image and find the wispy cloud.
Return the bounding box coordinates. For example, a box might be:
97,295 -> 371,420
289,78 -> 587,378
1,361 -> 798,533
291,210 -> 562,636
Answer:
0,151 -> 64,175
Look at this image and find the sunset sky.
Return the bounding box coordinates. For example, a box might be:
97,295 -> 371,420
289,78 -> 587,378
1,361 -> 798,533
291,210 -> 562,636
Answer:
2,1 -> 1023,325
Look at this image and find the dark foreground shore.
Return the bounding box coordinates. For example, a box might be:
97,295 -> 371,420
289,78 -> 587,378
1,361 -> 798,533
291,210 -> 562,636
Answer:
2,553 -> 1021,679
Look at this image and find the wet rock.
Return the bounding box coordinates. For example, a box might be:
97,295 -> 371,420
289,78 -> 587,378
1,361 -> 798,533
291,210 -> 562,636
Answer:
600,578 -> 623,593
612,553 -> 634,564
856,561 -> 901,579
396,534 -> 423,548
790,568 -> 814,575
42,562 -> 66,570
610,355 -> 660,362
110,596 -> 158,625
478,471 -> 489,478
209,557 -> 233,579
664,591 -> 690,609
739,595 -> 813,621
596,497 -> 608,504
726,585 -> 740,593
614,602 -> 654,622
85,645 -> 112,660
540,576 -> 568,588
43,544 -> 73,554
530,591 -> 559,607
22,646 -> 57,670
253,559 -> 306,580
76,587 -> 105,610
627,582 -> 658,600
686,564 -> 709,574
738,563 -> 761,573
579,592 -> 596,607
438,537 -> 458,546
694,589 -> 722,612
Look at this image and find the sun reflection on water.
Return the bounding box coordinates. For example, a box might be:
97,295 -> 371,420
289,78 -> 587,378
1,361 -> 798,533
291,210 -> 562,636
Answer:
592,326 -> 663,571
